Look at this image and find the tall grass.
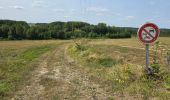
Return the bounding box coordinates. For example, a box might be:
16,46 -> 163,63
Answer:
67,39 -> 170,99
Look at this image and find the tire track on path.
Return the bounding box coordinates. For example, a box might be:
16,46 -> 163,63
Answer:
12,43 -> 115,100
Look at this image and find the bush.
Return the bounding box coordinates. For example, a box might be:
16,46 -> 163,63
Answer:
98,57 -> 116,67
150,64 -> 160,74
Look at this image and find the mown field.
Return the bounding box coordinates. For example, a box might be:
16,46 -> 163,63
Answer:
0,40 -> 65,99
0,38 -> 170,100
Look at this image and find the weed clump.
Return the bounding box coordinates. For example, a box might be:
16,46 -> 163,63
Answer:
98,57 -> 116,67
69,39 -> 120,68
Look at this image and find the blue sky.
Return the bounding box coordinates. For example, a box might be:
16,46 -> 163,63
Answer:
0,0 -> 170,28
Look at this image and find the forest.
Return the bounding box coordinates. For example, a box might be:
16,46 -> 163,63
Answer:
0,20 -> 169,40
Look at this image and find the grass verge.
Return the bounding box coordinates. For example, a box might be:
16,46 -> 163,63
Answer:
67,42 -> 170,99
0,43 -> 58,99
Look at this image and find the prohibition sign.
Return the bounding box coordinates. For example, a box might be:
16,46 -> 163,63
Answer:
138,23 -> 160,44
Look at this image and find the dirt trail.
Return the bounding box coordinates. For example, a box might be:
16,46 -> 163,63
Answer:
11,44 -> 114,100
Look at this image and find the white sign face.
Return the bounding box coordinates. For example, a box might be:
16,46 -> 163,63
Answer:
142,27 -> 157,42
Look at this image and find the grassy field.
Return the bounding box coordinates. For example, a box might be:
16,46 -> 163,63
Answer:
68,37 -> 170,99
0,40 -> 64,99
89,37 -> 170,48
0,38 -> 170,99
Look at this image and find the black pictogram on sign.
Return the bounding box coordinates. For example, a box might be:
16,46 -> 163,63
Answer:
138,23 -> 160,44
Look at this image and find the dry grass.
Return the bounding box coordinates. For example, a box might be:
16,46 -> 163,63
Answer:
0,40 -> 65,99
0,40 -> 64,49
159,37 -> 170,47
89,37 -> 170,49
0,38 -> 169,99
68,38 -> 170,99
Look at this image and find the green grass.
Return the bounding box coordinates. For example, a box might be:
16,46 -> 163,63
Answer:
19,45 -> 53,61
0,41 -> 60,99
67,39 -> 170,99
0,38 -> 169,99
98,57 -> 117,67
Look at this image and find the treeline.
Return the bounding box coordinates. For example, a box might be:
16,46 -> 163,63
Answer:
120,27 -> 170,37
0,20 -> 132,40
0,20 -> 169,40
159,28 -> 170,37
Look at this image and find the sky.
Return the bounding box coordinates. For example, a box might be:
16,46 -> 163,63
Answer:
0,0 -> 170,28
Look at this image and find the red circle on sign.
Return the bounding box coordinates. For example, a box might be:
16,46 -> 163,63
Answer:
138,23 -> 160,44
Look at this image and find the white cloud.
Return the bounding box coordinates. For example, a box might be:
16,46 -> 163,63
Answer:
146,15 -> 161,22
109,12 -> 121,16
0,6 -> 4,9
147,18 -> 155,21
9,6 -> 24,10
125,16 -> 135,21
153,15 -> 160,18
95,13 -> 103,16
32,0 -> 47,8
168,20 -> 170,23
86,7 -> 109,13
63,16 -> 70,18
53,8 -> 65,12
69,9 -> 76,13
115,13 -> 121,16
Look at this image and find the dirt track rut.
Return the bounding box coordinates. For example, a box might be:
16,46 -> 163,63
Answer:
12,44 -> 113,100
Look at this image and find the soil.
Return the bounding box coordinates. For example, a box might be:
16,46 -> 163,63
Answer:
11,44 -> 115,100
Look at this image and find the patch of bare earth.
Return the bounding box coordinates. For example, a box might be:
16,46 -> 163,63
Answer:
11,44 -> 119,100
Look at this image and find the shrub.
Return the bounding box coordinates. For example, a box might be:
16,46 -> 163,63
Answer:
98,57 -> 117,67
150,64 -> 160,74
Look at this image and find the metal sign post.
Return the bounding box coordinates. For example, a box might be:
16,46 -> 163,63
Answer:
138,22 -> 160,74
145,44 -> 150,74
